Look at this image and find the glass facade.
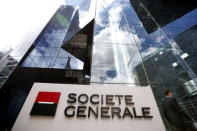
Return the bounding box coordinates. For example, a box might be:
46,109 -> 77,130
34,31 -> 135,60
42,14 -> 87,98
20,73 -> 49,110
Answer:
22,5 -> 84,70
0,0 -> 197,130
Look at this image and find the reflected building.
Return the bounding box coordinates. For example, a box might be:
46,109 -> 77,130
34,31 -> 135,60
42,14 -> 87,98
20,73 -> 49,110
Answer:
0,49 -> 18,88
130,0 -> 196,33
0,0 -> 197,130
134,25 -> 197,121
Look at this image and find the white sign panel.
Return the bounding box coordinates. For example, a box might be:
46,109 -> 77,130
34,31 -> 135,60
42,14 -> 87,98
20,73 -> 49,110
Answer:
12,83 -> 165,131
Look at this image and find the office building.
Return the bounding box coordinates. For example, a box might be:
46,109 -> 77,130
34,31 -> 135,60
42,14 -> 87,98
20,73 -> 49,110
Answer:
0,0 -> 197,130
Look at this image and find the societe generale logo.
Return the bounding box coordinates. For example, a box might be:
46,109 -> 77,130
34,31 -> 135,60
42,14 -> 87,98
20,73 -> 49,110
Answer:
30,91 -> 61,116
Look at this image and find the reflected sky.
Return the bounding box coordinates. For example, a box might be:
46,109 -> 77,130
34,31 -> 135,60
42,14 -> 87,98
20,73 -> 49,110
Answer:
22,5 -> 84,70
150,9 -> 197,40
91,43 -> 143,84
92,0 -> 197,84
66,0 -> 91,11
0,0 -> 197,85
62,0 -> 96,45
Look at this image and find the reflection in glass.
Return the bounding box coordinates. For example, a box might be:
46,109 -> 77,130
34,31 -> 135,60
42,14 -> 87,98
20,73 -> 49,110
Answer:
0,0 -> 197,129
91,43 -> 147,84
22,5 -> 84,70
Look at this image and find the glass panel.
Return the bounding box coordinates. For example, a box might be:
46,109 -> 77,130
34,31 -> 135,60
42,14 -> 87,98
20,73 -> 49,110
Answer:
70,58 -> 84,70
138,45 -> 197,85
91,43 -> 148,85
22,6 -> 84,70
96,0 -> 122,22
22,56 -> 34,67
94,21 -> 136,44
63,0 -> 96,43
53,57 -> 69,69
